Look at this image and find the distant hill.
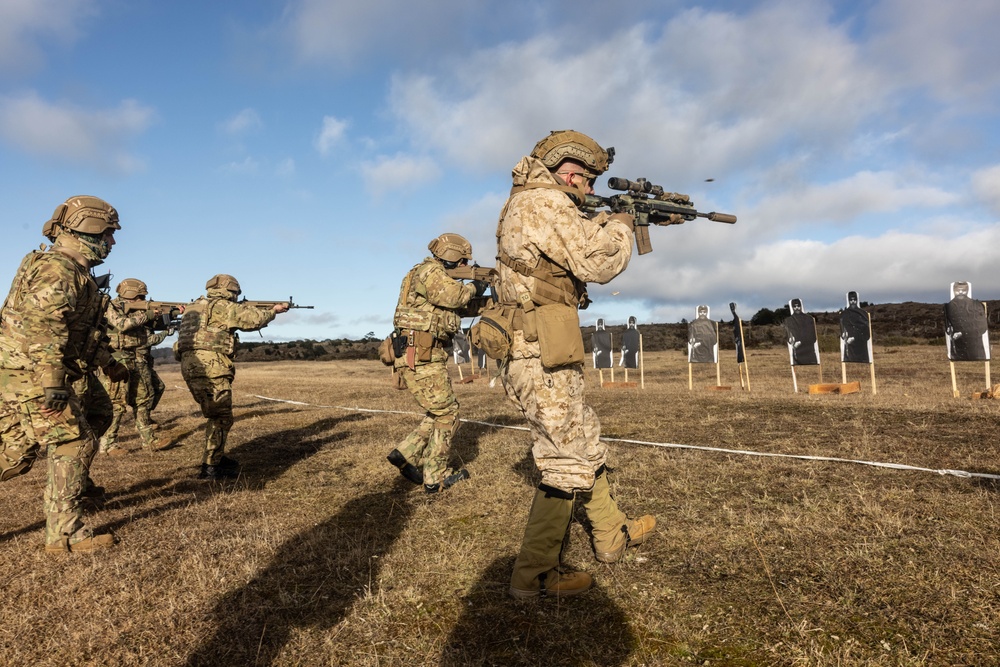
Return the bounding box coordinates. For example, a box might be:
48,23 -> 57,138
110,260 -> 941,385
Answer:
150,300 -> 1000,364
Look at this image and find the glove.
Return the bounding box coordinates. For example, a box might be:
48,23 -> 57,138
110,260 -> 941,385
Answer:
43,387 -> 70,413
471,280 -> 490,298
104,360 -> 130,383
607,212 -> 636,231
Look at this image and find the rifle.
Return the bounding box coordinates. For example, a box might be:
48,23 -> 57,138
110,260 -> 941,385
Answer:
583,177 -> 737,255
445,265 -> 498,318
237,296 -> 314,310
123,300 -> 189,331
445,265 -> 497,283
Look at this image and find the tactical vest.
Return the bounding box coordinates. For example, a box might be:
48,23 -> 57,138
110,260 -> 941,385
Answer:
496,184 -> 590,311
393,260 -> 462,340
0,250 -> 107,378
107,299 -> 154,353
176,297 -> 236,357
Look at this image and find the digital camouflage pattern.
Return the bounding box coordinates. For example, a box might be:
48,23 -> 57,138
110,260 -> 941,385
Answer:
101,298 -> 168,450
178,290 -> 276,466
497,155 -> 633,492
392,257 -> 475,486
0,247 -> 108,545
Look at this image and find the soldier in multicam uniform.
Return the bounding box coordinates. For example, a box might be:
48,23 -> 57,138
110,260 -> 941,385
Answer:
0,195 -> 130,553
176,274 -> 288,480
496,131 -> 656,598
386,234 -> 486,493
99,279 -> 175,455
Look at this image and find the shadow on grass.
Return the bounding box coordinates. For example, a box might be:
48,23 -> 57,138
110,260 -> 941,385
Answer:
183,479 -> 415,667
441,555 -> 636,666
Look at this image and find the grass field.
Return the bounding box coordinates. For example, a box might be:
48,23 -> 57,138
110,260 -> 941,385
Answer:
2,345 -> 999,666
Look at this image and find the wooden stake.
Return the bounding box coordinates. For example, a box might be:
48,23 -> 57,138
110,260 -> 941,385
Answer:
841,362 -> 847,384
639,334 -> 645,389
688,363 -> 693,391
791,365 -> 799,393
950,361 -> 959,398
870,362 -> 878,395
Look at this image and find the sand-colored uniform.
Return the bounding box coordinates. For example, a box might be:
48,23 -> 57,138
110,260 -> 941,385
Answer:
496,156 -> 633,493
0,248 -> 110,544
101,299 -> 168,450
392,257 -> 475,486
176,290 -> 276,466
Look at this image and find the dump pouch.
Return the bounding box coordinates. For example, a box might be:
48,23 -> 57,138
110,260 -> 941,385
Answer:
378,334 -> 397,366
535,303 -> 584,368
470,303 -> 515,361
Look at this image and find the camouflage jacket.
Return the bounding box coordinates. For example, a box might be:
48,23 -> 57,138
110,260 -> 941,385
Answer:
106,298 -> 167,357
176,290 -> 277,359
393,257 -> 475,340
496,156 -> 634,359
0,248 -> 112,387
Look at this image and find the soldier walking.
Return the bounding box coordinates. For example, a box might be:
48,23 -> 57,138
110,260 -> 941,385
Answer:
386,234 -> 486,493
495,131 -> 656,598
176,274 -> 288,480
100,278 -> 175,454
0,195 -> 128,552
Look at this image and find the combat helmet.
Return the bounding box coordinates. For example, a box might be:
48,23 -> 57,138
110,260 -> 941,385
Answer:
117,279 -> 148,300
206,274 -> 241,295
530,130 -> 614,179
428,233 -> 472,266
43,195 -> 120,242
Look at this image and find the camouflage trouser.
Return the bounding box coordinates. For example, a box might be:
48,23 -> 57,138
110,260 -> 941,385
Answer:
181,352 -> 234,467
74,372 -> 113,471
0,370 -> 100,545
502,357 -> 607,493
395,359 -> 460,487
101,354 -> 165,449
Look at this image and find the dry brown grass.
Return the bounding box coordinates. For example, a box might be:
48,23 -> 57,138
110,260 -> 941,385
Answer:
2,346 -> 999,666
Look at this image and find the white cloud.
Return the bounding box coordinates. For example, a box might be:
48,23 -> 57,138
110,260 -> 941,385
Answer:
387,3 -> 889,185
222,108 -> 262,135
315,115 -> 348,156
0,0 -> 95,72
359,154 -> 440,194
971,165 -> 1000,215
0,91 -> 154,173
867,0 -> 1000,104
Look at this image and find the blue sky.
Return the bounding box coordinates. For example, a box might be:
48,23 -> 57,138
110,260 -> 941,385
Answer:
2,0 -> 998,341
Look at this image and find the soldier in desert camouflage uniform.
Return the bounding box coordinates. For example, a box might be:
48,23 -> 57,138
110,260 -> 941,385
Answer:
99,278 -> 175,455
176,274 -> 288,480
496,131 -> 656,598
387,234 -> 486,493
0,195 -> 129,552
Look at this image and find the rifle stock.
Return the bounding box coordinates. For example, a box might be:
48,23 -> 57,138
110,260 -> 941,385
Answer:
584,177 -> 737,254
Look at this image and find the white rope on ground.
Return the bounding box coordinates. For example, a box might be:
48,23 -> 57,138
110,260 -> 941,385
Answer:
249,394 -> 1000,482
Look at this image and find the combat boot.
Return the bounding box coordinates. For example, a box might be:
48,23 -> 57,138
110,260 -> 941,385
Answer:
582,468 -> 656,563
45,533 -> 115,553
198,464 -> 239,480
387,449 -> 424,485
0,457 -> 34,481
509,485 -> 592,598
424,468 -> 469,494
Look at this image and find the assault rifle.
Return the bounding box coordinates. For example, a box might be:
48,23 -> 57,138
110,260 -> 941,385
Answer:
123,300 -> 189,331
446,265 -> 498,318
238,296 -> 314,310
583,177 -> 737,255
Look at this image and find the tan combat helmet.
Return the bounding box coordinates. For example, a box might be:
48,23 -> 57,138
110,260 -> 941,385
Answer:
206,274 -> 241,295
427,233 -> 472,265
42,195 -> 120,241
117,279 -> 148,300
530,130 -> 614,179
